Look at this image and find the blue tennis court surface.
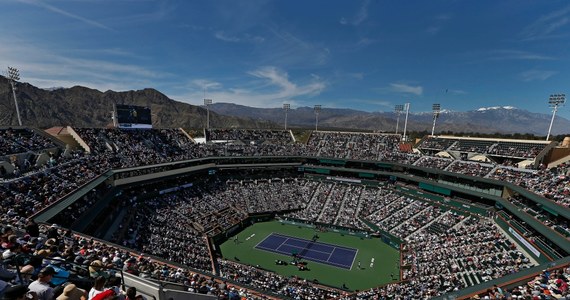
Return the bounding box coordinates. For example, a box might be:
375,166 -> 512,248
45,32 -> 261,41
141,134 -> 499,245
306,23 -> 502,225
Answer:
254,233 -> 358,269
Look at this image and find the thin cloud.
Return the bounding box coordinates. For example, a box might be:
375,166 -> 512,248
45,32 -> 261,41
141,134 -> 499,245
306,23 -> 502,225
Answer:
269,27 -> 311,49
192,79 -> 223,90
0,36 -> 166,92
435,14 -> 452,21
520,5 -> 570,41
357,38 -> 376,47
261,27 -> 330,67
348,72 -> 364,80
340,0 -> 370,26
352,99 -> 392,108
247,66 -> 325,98
389,83 -> 423,96
489,50 -> 554,60
215,31 -> 241,42
465,50 -> 555,63
107,1 -> 174,26
18,0 -> 113,31
353,0 -> 370,25
426,13 -> 452,35
426,26 -> 442,35
214,31 -> 265,43
173,66 -> 326,108
518,70 -> 557,82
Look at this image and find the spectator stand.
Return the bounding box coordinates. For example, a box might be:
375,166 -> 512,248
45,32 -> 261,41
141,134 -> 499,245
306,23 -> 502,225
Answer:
3,126 -> 570,300
72,127 -> 199,167
0,127 -> 61,157
491,166 -> 570,209
417,135 -> 556,168
489,139 -> 554,164
1,231 -> 247,300
502,193 -> 570,239
416,135 -> 458,156
0,127 -> 65,179
306,131 -> 402,161
205,129 -> 294,145
445,160 -> 495,178
430,260 -> 570,300
31,171 -> 114,225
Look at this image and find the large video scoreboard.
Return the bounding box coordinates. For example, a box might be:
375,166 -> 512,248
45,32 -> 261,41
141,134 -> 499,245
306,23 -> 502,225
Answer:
115,105 -> 152,129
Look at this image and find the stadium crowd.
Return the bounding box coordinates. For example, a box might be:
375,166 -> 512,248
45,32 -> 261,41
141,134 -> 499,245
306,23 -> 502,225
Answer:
446,161 -> 494,177
418,136 -> 549,159
306,132 -> 401,161
0,128 -> 56,157
490,164 -> 570,208
0,127 -> 569,300
349,217 -> 535,299
206,129 -> 294,145
414,156 -> 453,170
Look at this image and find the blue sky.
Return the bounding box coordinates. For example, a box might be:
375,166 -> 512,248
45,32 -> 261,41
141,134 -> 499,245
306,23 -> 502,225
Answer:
1,0 -> 569,117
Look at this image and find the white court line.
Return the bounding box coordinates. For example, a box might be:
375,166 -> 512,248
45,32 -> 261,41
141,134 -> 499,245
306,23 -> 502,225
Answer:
271,232 -> 358,252
281,240 -> 337,255
254,233 -> 357,269
253,232 -> 287,249
325,247 -> 334,262
255,245 -> 352,269
349,248 -> 359,270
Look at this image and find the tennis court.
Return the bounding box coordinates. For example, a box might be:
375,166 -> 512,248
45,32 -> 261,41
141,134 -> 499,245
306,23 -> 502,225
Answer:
219,220 -> 401,291
255,233 -> 357,269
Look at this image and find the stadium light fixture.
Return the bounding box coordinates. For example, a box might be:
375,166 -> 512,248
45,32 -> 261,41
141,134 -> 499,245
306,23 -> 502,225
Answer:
314,105 -> 322,132
204,98 -> 213,129
394,104 -> 404,135
546,94 -> 566,141
431,103 -> 441,136
110,110 -> 117,128
283,103 -> 290,130
402,103 -> 410,142
7,67 -> 22,126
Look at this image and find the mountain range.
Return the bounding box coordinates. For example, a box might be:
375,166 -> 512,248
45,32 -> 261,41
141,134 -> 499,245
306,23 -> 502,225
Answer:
0,76 -> 266,129
209,103 -> 570,136
1,75 -> 569,136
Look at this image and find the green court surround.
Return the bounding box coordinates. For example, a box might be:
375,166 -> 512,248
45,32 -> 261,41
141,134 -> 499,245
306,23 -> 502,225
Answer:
218,220 -> 401,291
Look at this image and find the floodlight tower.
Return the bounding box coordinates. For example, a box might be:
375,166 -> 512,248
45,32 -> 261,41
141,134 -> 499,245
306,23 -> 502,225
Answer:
402,103 -> 410,142
7,67 -> 22,126
431,103 -> 441,136
110,110 -> 117,127
204,98 -> 213,129
283,103 -> 290,130
314,105 -> 321,132
546,94 -> 566,141
395,104 -> 404,135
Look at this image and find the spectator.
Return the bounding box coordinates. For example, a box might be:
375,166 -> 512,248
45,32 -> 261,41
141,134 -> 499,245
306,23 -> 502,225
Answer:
2,285 -> 36,300
124,287 -> 136,300
56,284 -> 86,300
28,267 -> 55,300
87,277 -> 105,300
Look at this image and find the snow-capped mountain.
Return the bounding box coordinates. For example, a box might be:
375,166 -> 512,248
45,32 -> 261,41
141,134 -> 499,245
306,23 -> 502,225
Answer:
209,103 -> 570,136
476,106 -> 517,112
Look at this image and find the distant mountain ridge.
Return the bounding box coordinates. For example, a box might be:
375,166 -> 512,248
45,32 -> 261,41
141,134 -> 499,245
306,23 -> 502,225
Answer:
209,103 -> 570,136
1,75 -> 568,135
0,76 -> 270,129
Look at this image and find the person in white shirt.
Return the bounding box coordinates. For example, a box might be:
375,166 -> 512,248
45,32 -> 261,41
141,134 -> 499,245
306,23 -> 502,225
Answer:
87,276 -> 106,300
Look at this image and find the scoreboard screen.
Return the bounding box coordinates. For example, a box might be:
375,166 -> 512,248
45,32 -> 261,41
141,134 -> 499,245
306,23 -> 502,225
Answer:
115,105 -> 152,129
